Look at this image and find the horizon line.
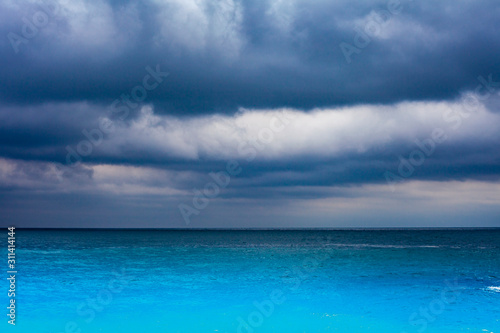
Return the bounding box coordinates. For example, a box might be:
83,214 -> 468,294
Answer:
8,227 -> 500,231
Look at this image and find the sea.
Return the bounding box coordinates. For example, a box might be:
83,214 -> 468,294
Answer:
1,229 -> 499,332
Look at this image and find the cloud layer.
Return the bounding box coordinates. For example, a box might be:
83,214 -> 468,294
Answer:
1,0 -> 500,227
1,0 -> 500,112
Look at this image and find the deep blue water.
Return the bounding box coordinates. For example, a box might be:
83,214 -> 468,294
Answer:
1,229 -> 499,332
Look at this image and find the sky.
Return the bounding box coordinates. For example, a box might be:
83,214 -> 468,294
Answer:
0,0 -> 499,228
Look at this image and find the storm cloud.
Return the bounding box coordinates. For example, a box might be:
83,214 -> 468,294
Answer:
1,0 -> 500,227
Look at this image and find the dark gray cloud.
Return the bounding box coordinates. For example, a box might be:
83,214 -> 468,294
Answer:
1,99 -> 500,191
0,0 -> 499,113
1,0 -> 500,227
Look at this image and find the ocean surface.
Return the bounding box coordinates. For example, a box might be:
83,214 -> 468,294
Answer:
2,229 -> 499,332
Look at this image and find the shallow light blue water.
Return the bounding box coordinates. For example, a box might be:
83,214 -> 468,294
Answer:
1,229 -> 499,332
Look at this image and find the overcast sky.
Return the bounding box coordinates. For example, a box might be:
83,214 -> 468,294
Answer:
1,0 -> 500,228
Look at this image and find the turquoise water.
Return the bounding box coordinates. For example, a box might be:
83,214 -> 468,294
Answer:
1,229 -> 499,332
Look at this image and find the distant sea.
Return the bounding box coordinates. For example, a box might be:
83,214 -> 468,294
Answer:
2,229 -> 499,332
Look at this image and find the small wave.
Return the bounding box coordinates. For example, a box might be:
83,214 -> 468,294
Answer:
19,249 -> 63,254
324,243 -> 443,249
486,286 -> 500,293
